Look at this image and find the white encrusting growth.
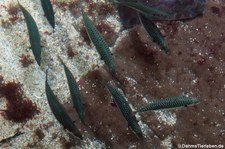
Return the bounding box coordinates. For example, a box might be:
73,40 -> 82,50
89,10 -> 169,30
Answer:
154,111 -> 177,126
161,136 -> 172,148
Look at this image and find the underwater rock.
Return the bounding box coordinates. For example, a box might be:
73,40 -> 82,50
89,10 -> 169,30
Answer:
118,0 -> 206,29
64,2 -> 225,146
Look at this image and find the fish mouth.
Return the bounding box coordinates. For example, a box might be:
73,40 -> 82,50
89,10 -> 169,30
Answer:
190,97 -> 200,105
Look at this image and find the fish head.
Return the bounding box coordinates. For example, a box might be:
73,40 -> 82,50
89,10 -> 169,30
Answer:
189,97 -> 200,105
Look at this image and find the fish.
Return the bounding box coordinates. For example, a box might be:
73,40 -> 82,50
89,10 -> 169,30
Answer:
18,3 -> 42,66
0,131 -> 24,145
117,0 -> 206,29
113,0 -> 170,19
106,83 -> 143,138
138,0 -> 206,20
40,0 -> 55,28
138,96 -> 200,112
82,11 -> 116,75
138,13 -> 169,53
58,56 -> 85,123
45,70 -> 82,139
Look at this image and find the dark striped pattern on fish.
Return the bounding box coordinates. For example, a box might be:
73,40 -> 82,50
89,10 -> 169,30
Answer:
138,13 -> 169,53
82,11 -> 116,75
106,83 -> 143,138
139,96 -> 199,112
45,71 -> 82,139
58,57 -> 85,123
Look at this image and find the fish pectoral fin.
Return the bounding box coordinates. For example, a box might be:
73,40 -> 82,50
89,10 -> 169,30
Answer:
110,99 -> 118,107
127,122 -> 131,128
74,117 -> 81,123
123,121 -> 130,128
152,38 -> 157,42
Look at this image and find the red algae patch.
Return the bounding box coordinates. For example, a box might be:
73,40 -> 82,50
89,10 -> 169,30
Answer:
19,54 -> 34,67
87,2 -> 115,16
66,46 -> 77,58
0,78 -> 39,122
51,0 -> 80,16
80,21 -> 117,46
1,3 -> 21,28
7,3 -> 20,16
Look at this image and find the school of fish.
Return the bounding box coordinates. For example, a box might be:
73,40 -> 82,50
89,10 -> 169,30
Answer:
17,0 -> 202,140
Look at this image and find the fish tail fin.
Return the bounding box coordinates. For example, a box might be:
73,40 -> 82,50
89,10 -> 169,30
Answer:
162,41 -> 170,53
45,69 -> 49,81
57,55 -> 64,64
80,115 -> 86,124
